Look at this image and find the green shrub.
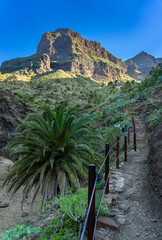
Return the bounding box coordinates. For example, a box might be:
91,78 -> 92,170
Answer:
103,127 -> 122,147
38,187 -> 109,240
147,109 -> 162,125
136,93 -> 147,102
1,225 -> 41,240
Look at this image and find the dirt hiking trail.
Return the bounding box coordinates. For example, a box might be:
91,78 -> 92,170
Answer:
96,117 -> 162,240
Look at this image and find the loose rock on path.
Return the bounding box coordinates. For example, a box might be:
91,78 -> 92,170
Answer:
96,117 -> 162,240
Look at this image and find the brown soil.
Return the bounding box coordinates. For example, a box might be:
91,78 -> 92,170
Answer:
0,182 -> 41,234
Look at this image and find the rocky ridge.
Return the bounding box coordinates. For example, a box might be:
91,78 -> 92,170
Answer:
0,28 -> 131,82
1,53 -> 51,75
125,51 -> 162,80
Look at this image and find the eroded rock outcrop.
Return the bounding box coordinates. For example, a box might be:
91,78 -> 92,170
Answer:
1,53 -> 51,75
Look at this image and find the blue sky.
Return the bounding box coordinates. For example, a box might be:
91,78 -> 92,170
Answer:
0,0 -> 162,65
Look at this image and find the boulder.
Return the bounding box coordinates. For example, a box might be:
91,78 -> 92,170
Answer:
97,216 -> 119,230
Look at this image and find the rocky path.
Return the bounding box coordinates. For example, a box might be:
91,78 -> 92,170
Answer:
96,117 -> 162,240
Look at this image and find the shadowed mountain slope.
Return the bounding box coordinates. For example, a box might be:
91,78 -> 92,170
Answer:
125,51 -> 162,80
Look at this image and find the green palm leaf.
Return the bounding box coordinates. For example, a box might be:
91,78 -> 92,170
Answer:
3,107 -> 103,209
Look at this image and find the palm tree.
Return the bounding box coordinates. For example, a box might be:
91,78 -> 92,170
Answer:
3,107 -> 102,209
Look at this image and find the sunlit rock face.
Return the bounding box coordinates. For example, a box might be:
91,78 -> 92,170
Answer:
36,28 -> 129,82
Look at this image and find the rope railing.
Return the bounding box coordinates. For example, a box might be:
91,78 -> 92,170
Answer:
92,168 -> 112,240
80,141 -> 120,240
80,116 -> 137,240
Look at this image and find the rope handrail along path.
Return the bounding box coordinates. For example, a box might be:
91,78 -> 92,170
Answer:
80,116 -> 136,240
80,140 -> 120,240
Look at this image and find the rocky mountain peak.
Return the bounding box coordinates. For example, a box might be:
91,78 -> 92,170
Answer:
125,51 -> 162,80
131,51 -> 155,62
36,28 -> 121,64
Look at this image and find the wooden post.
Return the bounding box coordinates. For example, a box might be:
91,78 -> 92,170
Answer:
134,133 -> 137,151
124,136 -> 127,162
128,129 -> 130,145
88,164 -> 96,240
132,116 -> 135,133
105,143 -> 109,194
116,136 -> 119,169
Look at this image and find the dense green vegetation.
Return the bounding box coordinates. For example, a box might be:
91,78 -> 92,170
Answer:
0,63 -> 161,239
1,225 -> 41,240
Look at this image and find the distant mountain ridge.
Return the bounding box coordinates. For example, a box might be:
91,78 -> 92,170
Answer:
1,29 -> 161,82
0,28 -> 131,82
125,51 -> 162,80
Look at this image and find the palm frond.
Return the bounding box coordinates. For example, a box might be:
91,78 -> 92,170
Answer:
3,106 -> 103,209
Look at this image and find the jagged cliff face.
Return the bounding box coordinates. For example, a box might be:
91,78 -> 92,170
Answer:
125,51 -> 162,80
37,28 -> 121,64
0,28 -> 131,82
36,28 -> 128,82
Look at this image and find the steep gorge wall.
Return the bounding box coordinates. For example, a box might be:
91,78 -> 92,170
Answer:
36,28 -> 129,81
148,123 -> 162,203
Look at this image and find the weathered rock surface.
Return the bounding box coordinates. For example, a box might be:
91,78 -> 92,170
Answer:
1,53 -> 51,75
95,229 -> 110,240
148,123 -> 162,201
0,203 -> 10,208
125,51 -> 162,80
36,28 -> 129,82
97,216 -> 119,230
